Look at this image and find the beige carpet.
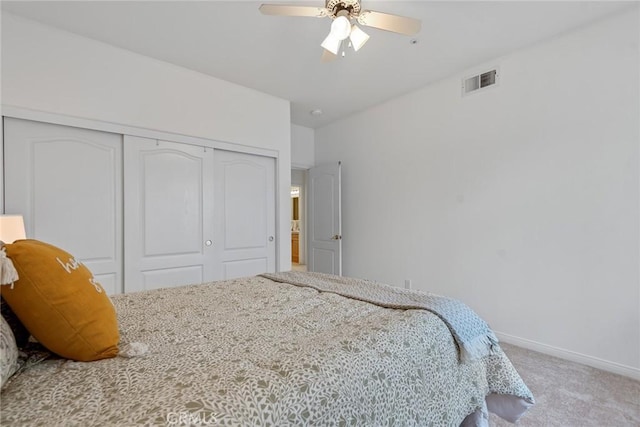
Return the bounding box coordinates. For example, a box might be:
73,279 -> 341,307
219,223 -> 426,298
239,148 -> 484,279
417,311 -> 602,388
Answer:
491,343 -> 640,426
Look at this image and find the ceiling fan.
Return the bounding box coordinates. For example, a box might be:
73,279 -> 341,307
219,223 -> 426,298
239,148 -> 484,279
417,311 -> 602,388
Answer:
259,0 -> 421,62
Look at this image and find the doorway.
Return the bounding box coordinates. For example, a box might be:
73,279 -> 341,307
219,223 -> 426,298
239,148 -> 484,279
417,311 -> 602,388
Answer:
291,169 -> 307,271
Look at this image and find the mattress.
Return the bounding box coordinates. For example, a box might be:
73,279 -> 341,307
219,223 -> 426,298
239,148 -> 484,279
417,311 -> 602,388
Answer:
0,273 -> 533,426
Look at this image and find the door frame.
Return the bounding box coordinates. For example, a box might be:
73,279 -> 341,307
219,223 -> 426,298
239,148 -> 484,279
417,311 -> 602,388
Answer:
291,168 -> 307,265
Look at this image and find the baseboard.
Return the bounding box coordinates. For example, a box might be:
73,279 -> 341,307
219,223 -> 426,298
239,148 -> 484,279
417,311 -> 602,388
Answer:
495,331 -> 640,381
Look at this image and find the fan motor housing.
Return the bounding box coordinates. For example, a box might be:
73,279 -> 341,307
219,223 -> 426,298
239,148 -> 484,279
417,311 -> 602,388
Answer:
326,0 -> 361,18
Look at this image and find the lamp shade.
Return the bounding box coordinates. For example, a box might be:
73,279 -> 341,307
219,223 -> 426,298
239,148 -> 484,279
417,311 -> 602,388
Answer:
0,215 -> 26,244
330,15 -> 351,41
321,33 -> 342,55
349,25 -> 370,51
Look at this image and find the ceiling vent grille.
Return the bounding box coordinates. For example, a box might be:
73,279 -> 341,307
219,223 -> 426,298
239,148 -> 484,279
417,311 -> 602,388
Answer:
462,68 -> 499,96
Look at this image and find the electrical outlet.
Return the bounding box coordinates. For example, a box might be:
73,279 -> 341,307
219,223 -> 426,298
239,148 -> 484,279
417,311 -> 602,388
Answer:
404,279 -> 412,290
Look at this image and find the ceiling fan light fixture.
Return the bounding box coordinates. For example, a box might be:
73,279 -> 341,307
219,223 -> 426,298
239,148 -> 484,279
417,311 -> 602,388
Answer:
330,14 -> 351,41
349,24 -> 369,51
321,33 -> 342,55
259,1 -> 423,62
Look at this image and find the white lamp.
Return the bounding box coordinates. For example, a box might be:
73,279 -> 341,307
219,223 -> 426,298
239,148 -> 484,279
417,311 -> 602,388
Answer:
0,215 -> 26,244
321,11 -> 352,55
349,24 -> 370,51
321,33 -> 342,55
330,15 -> 351,41
321,19 -> 370,56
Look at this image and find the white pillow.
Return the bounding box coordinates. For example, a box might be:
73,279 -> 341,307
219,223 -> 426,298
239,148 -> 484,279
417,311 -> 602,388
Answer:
0,315 -> 19,389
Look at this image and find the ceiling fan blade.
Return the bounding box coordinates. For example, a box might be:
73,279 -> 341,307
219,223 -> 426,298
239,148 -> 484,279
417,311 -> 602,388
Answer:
357,10 -> 421,36
259,4 -> 328,18
321,49 -> 337,63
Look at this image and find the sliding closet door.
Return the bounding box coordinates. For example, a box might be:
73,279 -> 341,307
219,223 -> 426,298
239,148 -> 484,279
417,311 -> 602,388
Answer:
4,118 -> 123,294
213,149 -> 276,279
124,136 -> 215,292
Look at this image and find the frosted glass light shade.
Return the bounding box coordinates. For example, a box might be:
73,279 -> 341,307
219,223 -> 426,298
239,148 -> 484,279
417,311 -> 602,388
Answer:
321,33 -> 342,55
0,215 -> 26,244
349,25 -> 370,51
330,15 -> 351,41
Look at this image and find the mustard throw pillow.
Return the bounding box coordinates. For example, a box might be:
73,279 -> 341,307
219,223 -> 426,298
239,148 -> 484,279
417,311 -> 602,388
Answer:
1,240 -> 119,361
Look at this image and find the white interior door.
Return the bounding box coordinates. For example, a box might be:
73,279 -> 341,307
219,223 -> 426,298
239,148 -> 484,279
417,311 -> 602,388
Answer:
4,117 -> 123,294
124,136 -> 215,292
213,149 -> 276,280
308,161 -> 342,275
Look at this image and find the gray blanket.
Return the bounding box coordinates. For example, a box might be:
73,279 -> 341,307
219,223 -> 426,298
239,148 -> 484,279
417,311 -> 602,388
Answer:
261,271 -> 499,362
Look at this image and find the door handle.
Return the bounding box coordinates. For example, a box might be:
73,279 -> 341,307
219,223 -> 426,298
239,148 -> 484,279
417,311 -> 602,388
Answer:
205,240 -> 212,246
331,235 -> 342,240
268,236 -> 274,242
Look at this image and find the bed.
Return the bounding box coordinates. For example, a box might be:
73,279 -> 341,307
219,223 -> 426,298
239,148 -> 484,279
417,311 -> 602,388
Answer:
1,271 -> 534,426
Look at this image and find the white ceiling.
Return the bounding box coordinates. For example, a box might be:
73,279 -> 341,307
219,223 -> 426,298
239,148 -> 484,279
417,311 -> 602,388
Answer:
1,1 -> 633,128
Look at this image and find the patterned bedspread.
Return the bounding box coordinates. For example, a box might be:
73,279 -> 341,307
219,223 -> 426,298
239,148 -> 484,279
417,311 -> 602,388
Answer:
1,274 -> 534,426
261,271 -> 499,363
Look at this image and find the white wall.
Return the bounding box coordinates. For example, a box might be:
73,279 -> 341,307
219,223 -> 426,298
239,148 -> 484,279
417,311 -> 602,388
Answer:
291,124 -> 315,169
1,13 -> 292,271
316,9 -> 639,377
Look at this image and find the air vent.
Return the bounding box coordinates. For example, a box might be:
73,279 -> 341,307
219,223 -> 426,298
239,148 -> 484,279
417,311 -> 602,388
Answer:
462,68 -> 499,96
